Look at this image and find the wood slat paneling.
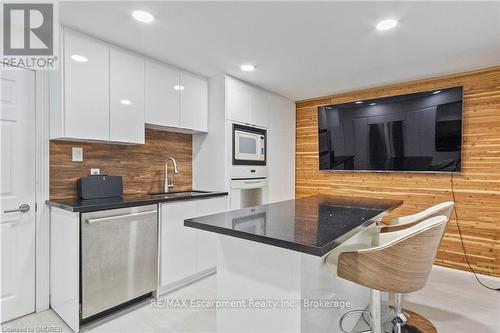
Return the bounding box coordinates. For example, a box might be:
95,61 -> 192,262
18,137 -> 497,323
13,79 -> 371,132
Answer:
50,129 -> 192,199
296,66 -> 500,277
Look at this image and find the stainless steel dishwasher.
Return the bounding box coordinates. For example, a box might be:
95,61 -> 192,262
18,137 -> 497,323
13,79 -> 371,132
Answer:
80,204 -> 158,320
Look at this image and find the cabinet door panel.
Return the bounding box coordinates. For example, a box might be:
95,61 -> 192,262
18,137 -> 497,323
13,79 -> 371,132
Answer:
145,61 -> 180,128
64,30 -> 109,140
196,197 -> 227,272
268,95 -> 295,203
227,77 -> 251,124
160,201 -> 197,287
179,71 -> 208,132
110,49 -> 145,144
251,87 -> 270,128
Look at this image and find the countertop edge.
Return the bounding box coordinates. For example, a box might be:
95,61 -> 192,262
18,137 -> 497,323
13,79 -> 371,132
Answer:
46,191 -> 228,213
184,219 -> 326,256
185,216 -> 380,257
184,198 -> 404,256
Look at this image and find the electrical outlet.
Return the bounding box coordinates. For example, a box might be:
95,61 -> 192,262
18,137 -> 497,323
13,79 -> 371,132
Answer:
72,147 -> 83,162
90,168 -> 100,175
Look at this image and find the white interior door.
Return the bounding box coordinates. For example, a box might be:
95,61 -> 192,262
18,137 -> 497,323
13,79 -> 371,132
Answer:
1,68 -> 36,323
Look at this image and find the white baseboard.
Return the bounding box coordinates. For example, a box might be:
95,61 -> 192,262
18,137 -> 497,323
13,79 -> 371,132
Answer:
155,267 -> 216,297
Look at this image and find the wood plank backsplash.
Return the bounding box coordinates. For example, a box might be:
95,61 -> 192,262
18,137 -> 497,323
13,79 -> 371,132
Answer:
50,129 -> 192,199
296,66 -> 500,277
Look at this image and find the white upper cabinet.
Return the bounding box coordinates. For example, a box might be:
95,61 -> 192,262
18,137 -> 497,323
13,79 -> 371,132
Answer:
51,27 -> 209,143
226,76 -> 269,128
110,49 -> 145,144
63,29 -> 109,141
179,71 -> 208,132
145,61 -> 180,128
227,77 -> 252,124
251,86 -> 270,128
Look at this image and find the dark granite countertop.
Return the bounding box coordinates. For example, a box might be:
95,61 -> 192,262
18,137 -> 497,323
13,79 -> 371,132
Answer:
46,191 -> 228,213
185,195 -> 402,256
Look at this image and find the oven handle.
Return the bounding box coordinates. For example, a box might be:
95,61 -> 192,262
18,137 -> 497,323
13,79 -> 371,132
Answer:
86,210 -> 157,225
231,178 -> 268,189
244,180 -> 262,184
239,180 -> 267,189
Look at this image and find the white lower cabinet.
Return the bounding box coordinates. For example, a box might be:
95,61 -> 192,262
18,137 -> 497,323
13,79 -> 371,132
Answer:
160,196 -> 227,288
195,197 -> 226,271
160,200 -> 197,287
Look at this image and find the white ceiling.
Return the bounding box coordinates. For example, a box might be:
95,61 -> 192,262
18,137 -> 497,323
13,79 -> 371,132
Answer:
60,1 -> 500,101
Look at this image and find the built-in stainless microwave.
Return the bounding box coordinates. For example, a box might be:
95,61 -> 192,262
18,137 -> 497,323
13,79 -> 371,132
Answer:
232,124 -> 266,165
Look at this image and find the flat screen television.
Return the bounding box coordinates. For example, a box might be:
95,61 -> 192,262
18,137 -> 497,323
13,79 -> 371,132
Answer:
318,86 -> 463,173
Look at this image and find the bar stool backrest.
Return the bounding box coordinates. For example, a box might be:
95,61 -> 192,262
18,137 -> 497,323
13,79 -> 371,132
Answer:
381,201 -> 454,233
337,215 -> 449,293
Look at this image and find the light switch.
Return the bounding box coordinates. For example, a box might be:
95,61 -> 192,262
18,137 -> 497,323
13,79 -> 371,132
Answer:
90,168 -> 100,175
72,147 -> 83,162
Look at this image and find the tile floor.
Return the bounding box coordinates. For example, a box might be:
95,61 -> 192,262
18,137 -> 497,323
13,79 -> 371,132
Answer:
2,266 -> 499,332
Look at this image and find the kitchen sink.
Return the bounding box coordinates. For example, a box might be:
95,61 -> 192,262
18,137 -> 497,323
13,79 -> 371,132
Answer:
148,190 -> 210,199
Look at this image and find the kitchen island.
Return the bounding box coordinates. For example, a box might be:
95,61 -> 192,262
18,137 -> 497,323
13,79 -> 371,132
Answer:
185,195 -> 402,333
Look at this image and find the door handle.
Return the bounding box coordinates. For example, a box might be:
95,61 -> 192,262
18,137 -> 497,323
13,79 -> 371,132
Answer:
86,210 -> 157,225
4,204 -> 30,214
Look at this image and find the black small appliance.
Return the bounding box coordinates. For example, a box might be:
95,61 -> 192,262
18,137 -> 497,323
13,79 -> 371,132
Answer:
77,175 -> 123,199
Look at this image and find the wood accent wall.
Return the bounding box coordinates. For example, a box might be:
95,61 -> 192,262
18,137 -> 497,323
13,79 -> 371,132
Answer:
50,129 -> 192,199
296,66 -> 500,277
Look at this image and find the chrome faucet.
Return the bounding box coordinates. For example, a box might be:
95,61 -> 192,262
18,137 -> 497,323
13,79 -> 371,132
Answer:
164,157 -> 179,193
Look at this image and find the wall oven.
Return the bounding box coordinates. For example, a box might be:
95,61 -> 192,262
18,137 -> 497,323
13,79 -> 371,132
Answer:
230,178 -> 268,210
232,124 -> 266,165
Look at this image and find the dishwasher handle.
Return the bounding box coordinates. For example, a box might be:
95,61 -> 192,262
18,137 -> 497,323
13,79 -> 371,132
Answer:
86,210 -> 157,225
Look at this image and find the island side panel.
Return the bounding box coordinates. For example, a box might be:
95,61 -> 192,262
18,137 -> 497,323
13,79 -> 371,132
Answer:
300,229 -> 373,332
50,207 -> 80,332
216,235 -> 302,333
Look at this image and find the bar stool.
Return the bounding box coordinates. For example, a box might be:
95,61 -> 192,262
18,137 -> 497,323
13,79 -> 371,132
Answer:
325,215 -> 449,333
325,202 -> 453,330
379,201 -> 453,329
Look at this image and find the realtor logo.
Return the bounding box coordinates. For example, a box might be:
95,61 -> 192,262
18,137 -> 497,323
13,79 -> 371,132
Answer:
3,3 -> 53,55
2,2 -> 58,69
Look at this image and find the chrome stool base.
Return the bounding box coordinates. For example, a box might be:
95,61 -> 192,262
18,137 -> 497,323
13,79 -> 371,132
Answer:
339,309 -> 373,333
391,324 -> 421,333
382,307 -> 408,333
340,295 -> 395,333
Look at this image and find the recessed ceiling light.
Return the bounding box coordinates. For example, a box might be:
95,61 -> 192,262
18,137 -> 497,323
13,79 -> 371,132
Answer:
355,101 -> 363,104
433,90 -> 441,95
369,102 -> 377,106
240,64 -> 256,72
132,10 -> 154,23
71,54 -> 88,62
376,19 -> 398,31
173,85 -> 185,91
120,99 -> 132,105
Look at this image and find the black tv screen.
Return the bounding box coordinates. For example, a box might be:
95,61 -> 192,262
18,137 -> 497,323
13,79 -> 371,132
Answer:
318,86 -> 463,173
